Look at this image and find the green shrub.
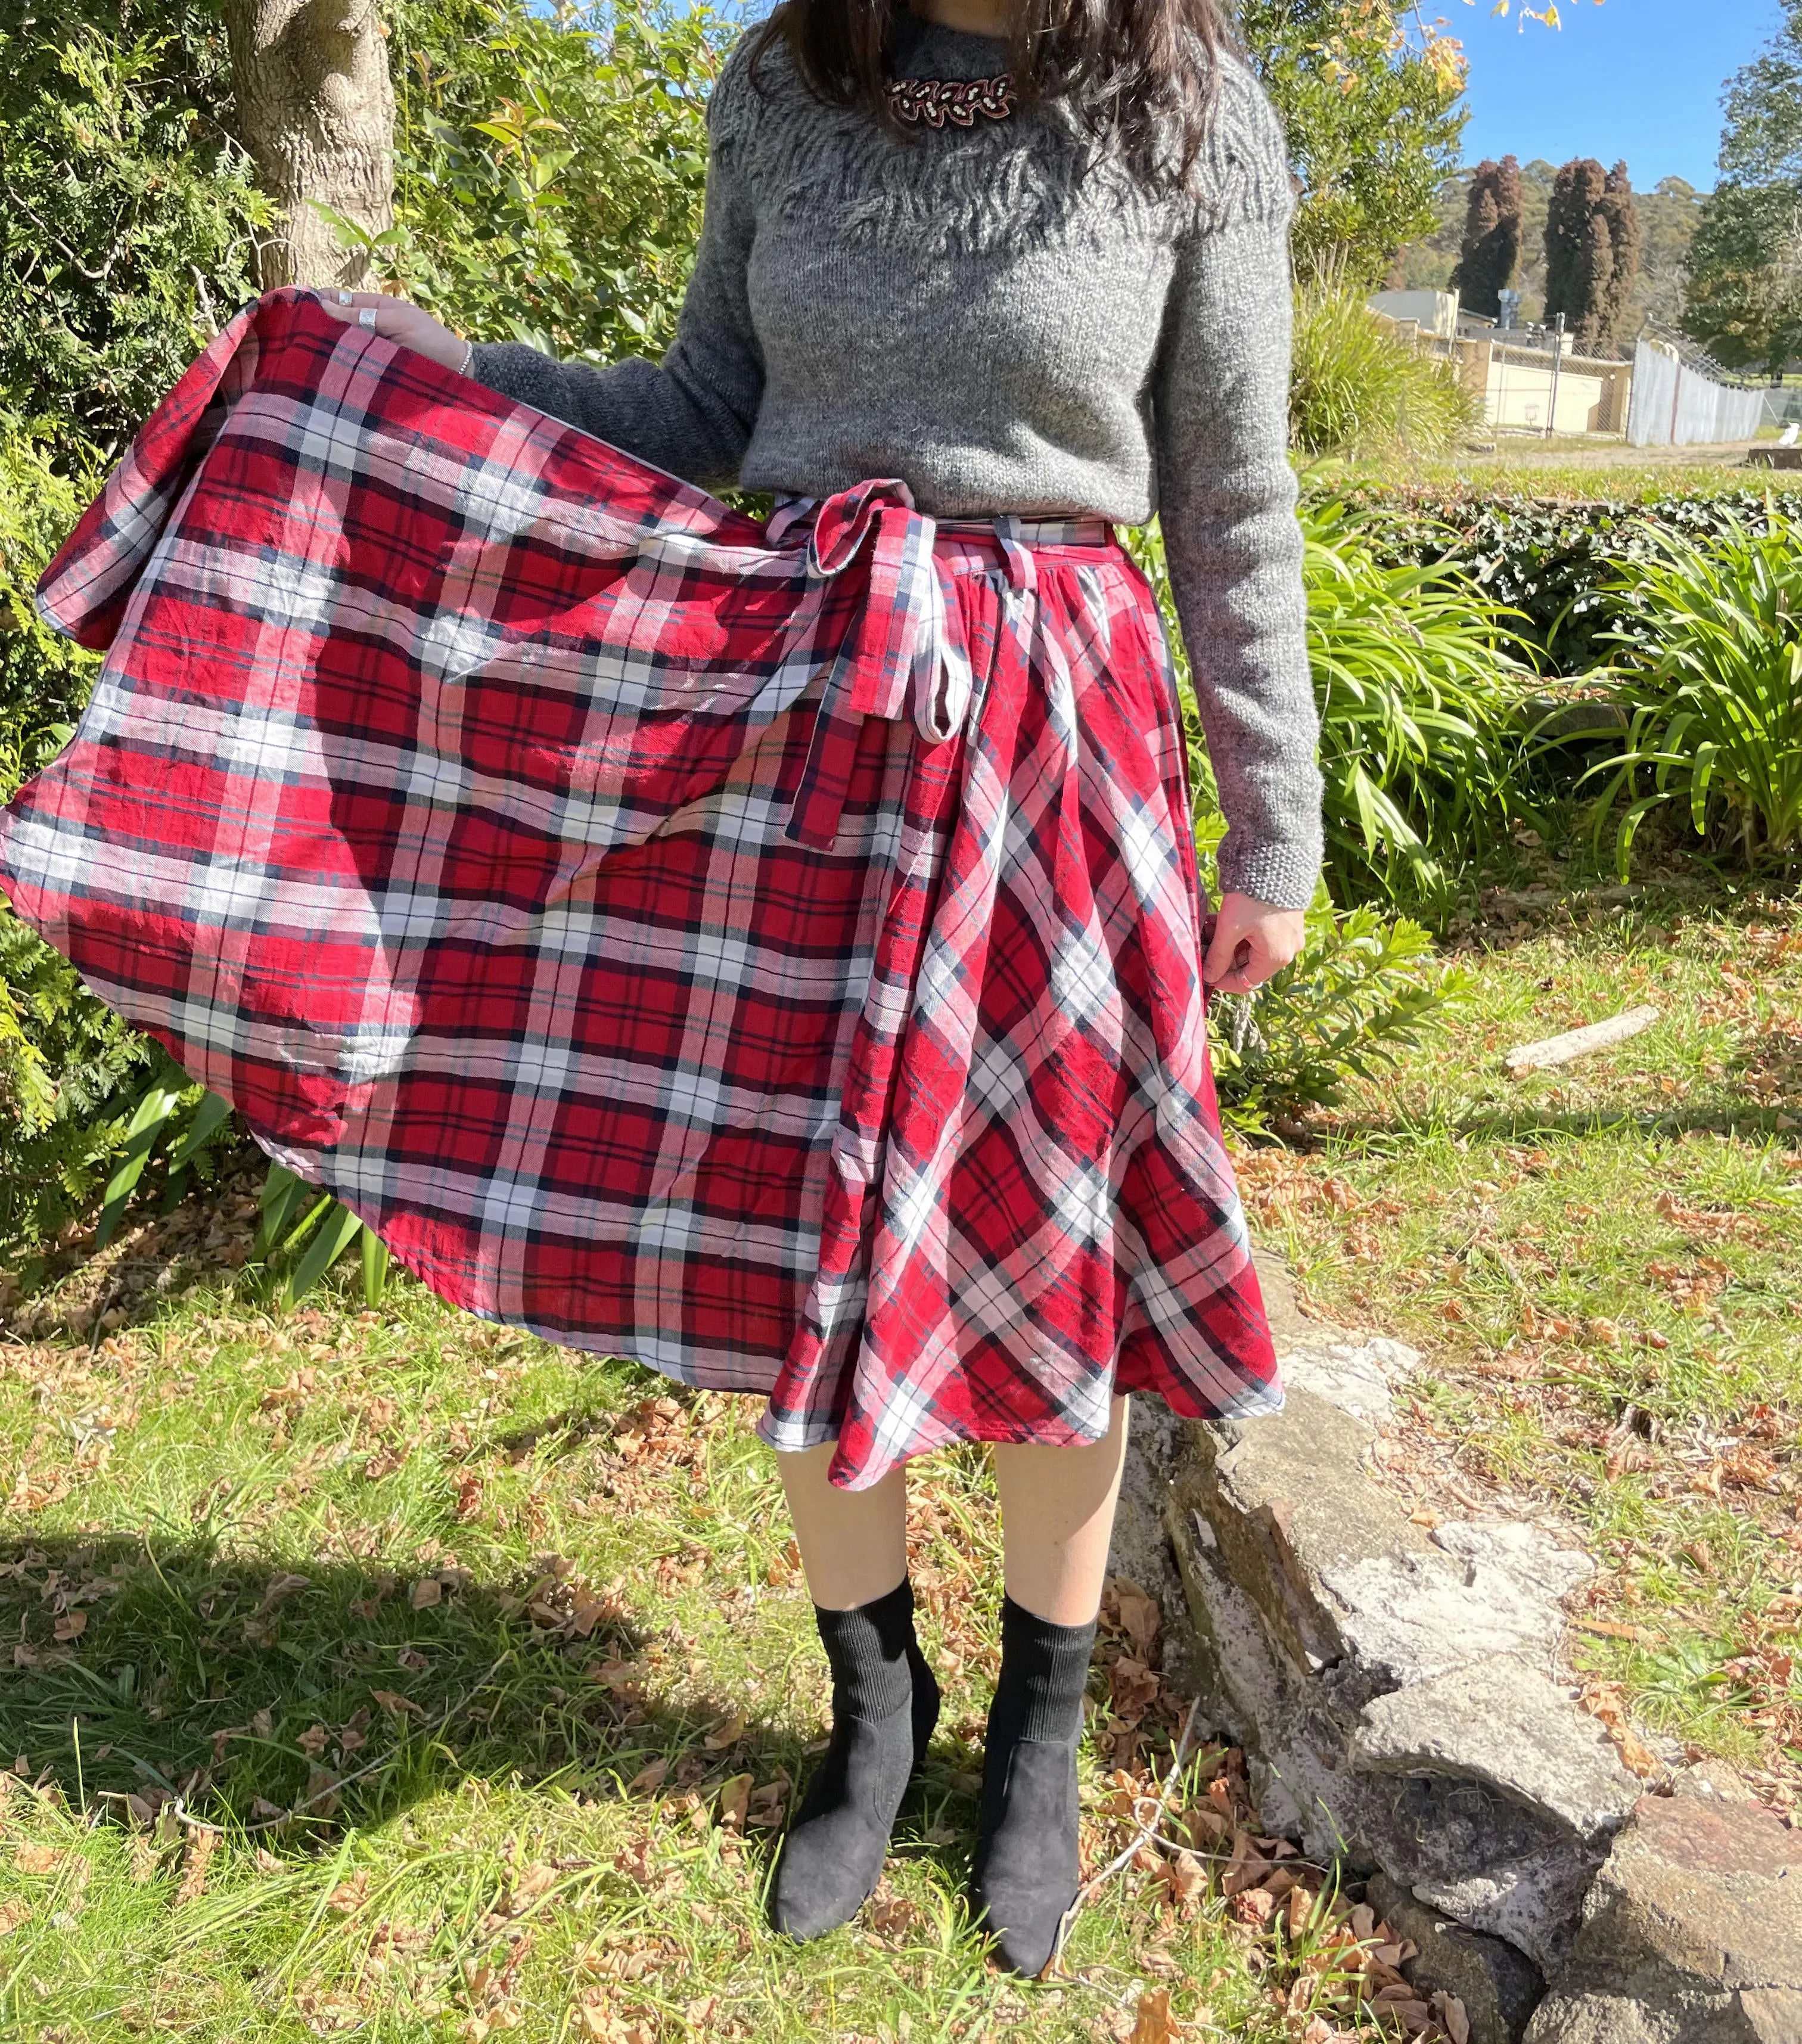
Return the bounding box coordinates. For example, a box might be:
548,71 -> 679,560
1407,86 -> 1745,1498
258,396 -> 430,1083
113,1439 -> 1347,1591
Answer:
1580,516 -> 1802,876
1338,484 -> 1802,672
0,1 -> 267,468
375,0 -> 730,365
1302,495 -> 1535,906
1207,884 -> 1469,1131
1290,277 -> 1481,460
1,411 -> 103,797
0,902 -> 164,1255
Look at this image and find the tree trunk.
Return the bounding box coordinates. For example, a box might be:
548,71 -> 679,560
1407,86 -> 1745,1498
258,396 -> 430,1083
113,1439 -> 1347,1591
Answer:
222,0 -> 394,291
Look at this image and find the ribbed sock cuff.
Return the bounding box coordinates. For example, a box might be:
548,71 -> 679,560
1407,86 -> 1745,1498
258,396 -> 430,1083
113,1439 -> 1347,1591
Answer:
813,1577 -> 917,1723
996,1593 -> 1097,1745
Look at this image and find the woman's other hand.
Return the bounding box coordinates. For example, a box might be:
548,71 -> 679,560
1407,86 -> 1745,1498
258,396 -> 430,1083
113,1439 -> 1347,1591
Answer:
1203,891 -> 1306,995
313,289 -> 471,374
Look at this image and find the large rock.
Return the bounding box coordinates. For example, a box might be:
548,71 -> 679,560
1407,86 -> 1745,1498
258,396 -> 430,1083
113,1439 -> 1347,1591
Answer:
1525,1787 -> 1802,2044
1112,1255 -> 1635,1978
1369,1871 -> 1546,2044
1353,1658 -> 1642,1970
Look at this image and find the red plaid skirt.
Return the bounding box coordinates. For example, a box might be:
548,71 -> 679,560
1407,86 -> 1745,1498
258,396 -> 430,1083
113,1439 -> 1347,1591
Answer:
1,291 -> 1280,1488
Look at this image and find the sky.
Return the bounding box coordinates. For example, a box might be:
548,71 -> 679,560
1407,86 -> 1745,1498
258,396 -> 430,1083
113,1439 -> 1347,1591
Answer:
1451,0 -> 1785,190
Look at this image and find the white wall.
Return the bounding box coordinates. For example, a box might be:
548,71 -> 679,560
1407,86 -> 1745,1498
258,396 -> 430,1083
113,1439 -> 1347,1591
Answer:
1369,290 -> 1461,341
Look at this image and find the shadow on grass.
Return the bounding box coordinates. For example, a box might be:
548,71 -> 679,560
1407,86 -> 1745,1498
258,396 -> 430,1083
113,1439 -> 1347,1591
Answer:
1316,1096 -> 1802,1151
0,1533 -> 983,1878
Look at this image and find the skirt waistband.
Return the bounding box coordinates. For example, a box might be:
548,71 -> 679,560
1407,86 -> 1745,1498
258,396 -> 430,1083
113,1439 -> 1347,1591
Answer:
774,481 -> 1123,853
770,492 -> 1115,564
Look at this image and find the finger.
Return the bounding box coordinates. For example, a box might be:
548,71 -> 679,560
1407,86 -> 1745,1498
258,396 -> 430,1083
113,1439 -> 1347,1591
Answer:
1202,915 -> 1245,984
312,290 -> 406,322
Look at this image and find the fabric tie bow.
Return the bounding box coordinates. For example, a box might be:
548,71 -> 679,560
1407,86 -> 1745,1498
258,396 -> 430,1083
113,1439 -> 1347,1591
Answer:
784,480 -> 975,851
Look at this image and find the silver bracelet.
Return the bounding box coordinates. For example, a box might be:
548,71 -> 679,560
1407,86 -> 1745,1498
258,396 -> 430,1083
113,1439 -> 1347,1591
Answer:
458,337 -> 475,377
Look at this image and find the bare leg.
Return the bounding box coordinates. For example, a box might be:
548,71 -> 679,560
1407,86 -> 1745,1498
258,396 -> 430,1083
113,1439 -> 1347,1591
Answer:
776,1442 -> 909,1610
991,1394 -> 1130,1624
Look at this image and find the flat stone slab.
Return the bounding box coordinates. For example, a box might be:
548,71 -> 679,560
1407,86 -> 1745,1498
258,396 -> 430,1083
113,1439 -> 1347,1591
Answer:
1353,1657 -> 1642,1972
1323,1517 -> 1594,1688
1279,1332 -> 1422,1422
1526,1786 -> 1802,2044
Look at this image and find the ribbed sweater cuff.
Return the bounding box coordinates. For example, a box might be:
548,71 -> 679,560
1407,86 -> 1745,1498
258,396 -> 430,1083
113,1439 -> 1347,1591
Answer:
1216,840 -> 1322,913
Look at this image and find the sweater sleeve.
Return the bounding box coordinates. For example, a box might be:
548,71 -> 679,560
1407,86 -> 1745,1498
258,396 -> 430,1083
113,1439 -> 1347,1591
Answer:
466,54 -> 763,492
1151,74 -> 1322,911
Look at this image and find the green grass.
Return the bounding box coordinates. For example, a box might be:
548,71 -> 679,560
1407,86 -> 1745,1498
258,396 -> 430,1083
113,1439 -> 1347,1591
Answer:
1236,880 -> 1802,1792
0,1200 -> 1347,2042
1342,452 -> 1802,503
8,886 -> 1801,2037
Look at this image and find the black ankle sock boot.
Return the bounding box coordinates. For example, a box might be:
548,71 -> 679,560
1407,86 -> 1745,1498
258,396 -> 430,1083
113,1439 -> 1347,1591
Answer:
970,1593 -> 1097,1977
769,1578 -> 940,1940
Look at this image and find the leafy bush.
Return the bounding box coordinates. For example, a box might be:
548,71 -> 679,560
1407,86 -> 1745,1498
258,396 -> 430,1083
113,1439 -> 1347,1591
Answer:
0,1 -> 266,468
1579,516 -> 1802,875
1302,496 -> 1535,905
377,0 -> 730,364
0,903 -> 166,1254
2,412 -> 102,794
1338,484 -> 1802,672
1208,888 -> 1470,1131
1290,276 -> 1481,459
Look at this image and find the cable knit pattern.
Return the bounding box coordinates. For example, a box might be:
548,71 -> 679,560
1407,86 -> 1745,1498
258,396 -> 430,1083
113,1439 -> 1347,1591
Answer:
470,17 -> 1322,908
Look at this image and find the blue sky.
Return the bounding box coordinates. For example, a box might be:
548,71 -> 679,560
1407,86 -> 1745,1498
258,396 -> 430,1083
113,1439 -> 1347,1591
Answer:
1453,0 -> 1784,190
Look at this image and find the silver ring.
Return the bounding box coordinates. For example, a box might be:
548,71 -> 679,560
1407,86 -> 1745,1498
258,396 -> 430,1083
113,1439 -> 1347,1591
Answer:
358,308 -> 377,330
337,290 -> 353,306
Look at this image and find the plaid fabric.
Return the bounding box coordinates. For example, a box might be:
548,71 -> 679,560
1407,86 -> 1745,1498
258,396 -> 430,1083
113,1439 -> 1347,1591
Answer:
1,290 -> 1280,1490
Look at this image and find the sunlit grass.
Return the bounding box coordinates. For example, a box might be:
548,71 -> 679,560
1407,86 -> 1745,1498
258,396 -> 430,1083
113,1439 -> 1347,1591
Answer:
1239,883 -> 1802,1782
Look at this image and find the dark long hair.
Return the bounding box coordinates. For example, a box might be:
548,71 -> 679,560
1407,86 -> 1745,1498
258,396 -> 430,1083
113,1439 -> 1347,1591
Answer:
752,0 -> 1238,192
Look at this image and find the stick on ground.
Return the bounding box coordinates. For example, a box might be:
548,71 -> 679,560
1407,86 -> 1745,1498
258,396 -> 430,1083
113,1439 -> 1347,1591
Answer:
1503,1006 -> 1660,1076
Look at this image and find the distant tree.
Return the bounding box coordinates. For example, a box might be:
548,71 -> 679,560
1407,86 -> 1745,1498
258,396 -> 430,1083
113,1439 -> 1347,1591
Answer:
1450,155 -> 1523,316
1683,0 -> 1802,377
1684,187 -> 1802,377
1596,161 -> 1642,343
1543,156 -> 1639,351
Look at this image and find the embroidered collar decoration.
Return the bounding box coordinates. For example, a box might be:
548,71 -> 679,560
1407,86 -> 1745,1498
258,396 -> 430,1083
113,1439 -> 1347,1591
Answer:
886,74 -> 1017,126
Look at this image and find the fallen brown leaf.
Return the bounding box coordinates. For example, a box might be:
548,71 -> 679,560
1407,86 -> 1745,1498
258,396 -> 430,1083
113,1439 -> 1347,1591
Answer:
176,1829 -> 217,1906
1130,1986 -> 1175,2044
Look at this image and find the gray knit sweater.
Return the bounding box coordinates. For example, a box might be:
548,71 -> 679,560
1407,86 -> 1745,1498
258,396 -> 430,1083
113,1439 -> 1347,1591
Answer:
471,14 -> 1323,908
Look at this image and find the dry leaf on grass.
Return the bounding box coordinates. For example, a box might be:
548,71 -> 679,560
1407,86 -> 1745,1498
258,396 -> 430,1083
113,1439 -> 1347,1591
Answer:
176,1829 -> 217,1906
714,1771 -> 752,1832
702,1712 -> 745,1751
1579,1681 -> 1663,1778
12,1841 -> 64,1875
864,1889 -> 924,1941
1130,1986 -> 1176,2043
624,1757 -> 669,1797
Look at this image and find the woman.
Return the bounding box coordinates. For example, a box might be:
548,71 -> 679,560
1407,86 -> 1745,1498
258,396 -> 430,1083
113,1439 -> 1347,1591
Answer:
318,0 -> 1321,1978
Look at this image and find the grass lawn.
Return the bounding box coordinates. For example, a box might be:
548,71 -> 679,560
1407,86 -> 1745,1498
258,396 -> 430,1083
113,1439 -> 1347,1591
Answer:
1236,879 -> 1802,1800
0,1203 -> 1378,2040
2,881 -> 1798,2040
1347,449 -> 1802,501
